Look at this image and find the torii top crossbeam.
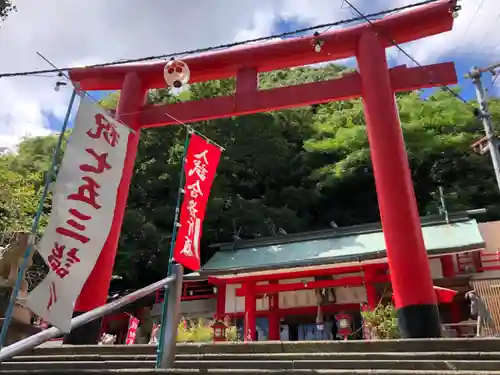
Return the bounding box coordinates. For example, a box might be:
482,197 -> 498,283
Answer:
69,0 -> 455,90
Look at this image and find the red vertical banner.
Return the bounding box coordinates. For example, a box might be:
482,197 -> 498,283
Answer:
125,315 -> 140,345
173,133 -> 222,271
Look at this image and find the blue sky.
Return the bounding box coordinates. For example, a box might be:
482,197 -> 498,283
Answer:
46,90 -> 113,132
273,18 -> 498,102
46,17 -> 498,133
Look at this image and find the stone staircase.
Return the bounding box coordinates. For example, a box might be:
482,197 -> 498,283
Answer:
2,339 -> 500,374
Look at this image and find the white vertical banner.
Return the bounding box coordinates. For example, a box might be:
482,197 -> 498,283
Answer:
26,95 -> 130,333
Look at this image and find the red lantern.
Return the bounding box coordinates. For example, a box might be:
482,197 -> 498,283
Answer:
211,320 -> 228,342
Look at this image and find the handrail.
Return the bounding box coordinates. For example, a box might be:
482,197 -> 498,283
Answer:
0,267 -> 182,363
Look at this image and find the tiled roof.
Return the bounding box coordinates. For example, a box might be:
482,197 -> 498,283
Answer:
201,213 -> 484,275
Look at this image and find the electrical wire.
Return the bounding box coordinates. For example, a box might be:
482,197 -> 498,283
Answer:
342,0 -> 474,109
29,74 -> 60,78
492,72 -> 499,87
461,0 -> 487,42
35,52 -> 103,107
0,0 -> 440,79
477,10 -> 500,47
164,112 -> 226,151
492,38 -> 500,55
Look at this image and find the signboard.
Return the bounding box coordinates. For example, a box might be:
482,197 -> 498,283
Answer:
26,95 -> 130,333
173,133 -> 222,271
125,315 -> 140,345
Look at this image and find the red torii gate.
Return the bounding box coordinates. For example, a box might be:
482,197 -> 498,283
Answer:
69,0 -> 458,339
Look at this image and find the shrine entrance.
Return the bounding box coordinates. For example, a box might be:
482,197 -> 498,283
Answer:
69,0 -> 459,339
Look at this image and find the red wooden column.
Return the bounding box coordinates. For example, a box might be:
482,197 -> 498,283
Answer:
441,255 -> 461,324
364,267 -> 380,310
76,73 -> 147,312
357,30 -> 440,338
441,255 -> 455,278
268,281 -> 280,340
244,283 -> 256,342
215,284 -> 227,320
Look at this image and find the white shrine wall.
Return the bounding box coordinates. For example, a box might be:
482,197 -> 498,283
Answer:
224,274 -> 368,313
225,281 -> 270,313
429,257 -> 444,279
223,258 -> 448,314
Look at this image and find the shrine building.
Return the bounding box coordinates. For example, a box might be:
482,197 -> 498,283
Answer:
153,210 -> 500,341
100,210 -> 500,342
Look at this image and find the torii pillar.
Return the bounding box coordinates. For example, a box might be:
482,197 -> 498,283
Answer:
357,31 -> 439,337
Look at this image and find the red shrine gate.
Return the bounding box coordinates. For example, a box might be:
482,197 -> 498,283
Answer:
69,0 -> 459,339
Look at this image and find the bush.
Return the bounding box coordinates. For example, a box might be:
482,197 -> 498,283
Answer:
176,317 -> 240,342
361,303 -> 401,339
177,318 -> 212,342
225,324 -> 239,341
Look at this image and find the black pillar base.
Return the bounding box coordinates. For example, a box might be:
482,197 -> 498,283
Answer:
63,311 -> 102,345
397,303 -> 442,338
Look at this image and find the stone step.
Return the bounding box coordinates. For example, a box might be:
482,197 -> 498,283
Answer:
20,339 -> 500,356
8,352 -> 500,362
0,361 -> 154,370
2,369 -> 500,374
175,360 -> 500,371
174,360 -> 500,371
2,359 -> 500,371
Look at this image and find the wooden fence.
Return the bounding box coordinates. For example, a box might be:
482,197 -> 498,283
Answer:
471,278 -> 500,336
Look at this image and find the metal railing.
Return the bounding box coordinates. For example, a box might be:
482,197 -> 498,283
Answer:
0,264 -> 184,369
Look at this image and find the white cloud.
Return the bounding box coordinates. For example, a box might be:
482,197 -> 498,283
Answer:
0,0 -> 497,149
0,0 -> 280,149
386,0 -> 500,65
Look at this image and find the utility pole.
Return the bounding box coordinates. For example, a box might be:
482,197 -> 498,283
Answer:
437,185 -> 449,223
468,64 -> 500,194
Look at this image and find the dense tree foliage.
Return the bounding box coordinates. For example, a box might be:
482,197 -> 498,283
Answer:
0,135 -> 61,239
1,64 -> 499,288
0,0 -> 16,24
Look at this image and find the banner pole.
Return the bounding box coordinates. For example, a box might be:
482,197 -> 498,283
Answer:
155,127 -> 191,368
0,90 -> 78,351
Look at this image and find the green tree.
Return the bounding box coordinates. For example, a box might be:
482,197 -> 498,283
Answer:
9,135 -> 59,174
113,65 -> 350,286
2,63 -> 500,290
0,0 -> 16,24
110,66 -> 500,287
0,165 -> 46,237
305,88 -> 500,221
0,135 -> 62,241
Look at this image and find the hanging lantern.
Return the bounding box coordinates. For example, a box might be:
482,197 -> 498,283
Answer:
164,59 -> 191,88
